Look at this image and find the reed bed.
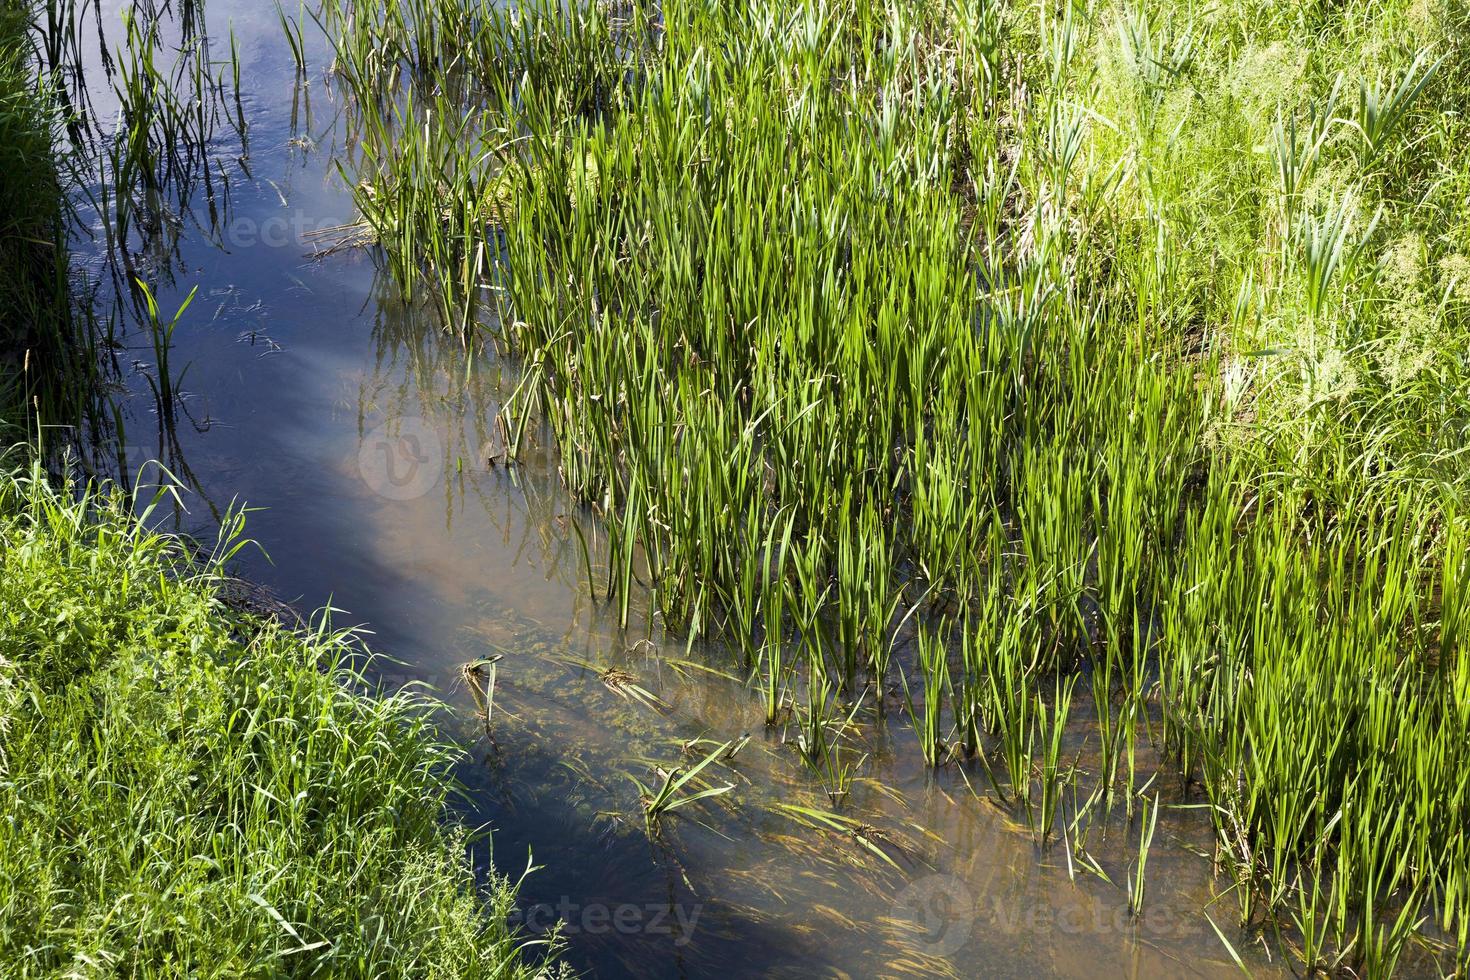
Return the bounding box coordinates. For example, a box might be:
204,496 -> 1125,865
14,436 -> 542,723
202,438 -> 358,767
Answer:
311,0 -> 1470,970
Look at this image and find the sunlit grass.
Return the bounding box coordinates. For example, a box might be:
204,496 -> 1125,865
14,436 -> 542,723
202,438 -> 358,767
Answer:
0,459 -> 562,977
307,0 -> 1470,969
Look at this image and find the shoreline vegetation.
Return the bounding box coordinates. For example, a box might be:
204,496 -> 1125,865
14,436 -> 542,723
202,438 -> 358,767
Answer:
316,0 -> 1470,972
0,3 -> 562,976
0,0 -> 67,431
0,462 -> 559,977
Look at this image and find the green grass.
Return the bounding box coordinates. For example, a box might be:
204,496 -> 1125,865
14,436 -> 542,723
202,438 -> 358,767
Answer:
0,459 -> 561,977
627,739 -> 736,834
302,0 -> 1470,970
0,0 -> 73,430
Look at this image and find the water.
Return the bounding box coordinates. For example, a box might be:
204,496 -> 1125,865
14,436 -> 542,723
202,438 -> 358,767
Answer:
60,2 -> 1277,976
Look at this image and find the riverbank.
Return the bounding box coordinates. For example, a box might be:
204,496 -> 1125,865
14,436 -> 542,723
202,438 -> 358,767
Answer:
0,462 -> 560,976
0,0 -> 95,434
0,4 -> 561,975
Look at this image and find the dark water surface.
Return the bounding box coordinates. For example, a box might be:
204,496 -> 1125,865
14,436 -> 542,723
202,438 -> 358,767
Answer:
64,2 -> 1279,976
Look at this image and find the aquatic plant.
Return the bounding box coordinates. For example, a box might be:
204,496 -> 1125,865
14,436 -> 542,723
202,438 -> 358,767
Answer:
461,653 -> 503,737
628,740 -> 736,834
303,0 -> 1470,968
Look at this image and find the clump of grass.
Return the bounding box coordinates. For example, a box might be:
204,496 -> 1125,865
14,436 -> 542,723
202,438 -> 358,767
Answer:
627,740 -> 736,835
791,682 -> 865,806
1127,792 -> 1159,916
0,458 -> 562,977
97,0 -> 246,277
461,653 -> 503,737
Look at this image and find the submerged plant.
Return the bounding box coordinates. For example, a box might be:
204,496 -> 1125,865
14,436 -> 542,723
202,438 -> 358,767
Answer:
628,741 -> 736,834
461,654 -> 503,737
768,803 -> 905,872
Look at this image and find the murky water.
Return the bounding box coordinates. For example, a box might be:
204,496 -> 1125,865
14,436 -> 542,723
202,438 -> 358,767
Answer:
61,3 -> 1279,976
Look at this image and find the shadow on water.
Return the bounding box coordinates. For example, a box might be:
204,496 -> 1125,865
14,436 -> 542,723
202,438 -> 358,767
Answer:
38,1 -> 1295,977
